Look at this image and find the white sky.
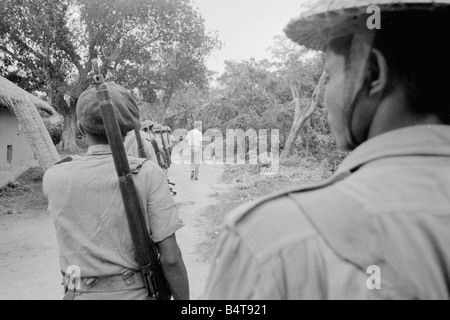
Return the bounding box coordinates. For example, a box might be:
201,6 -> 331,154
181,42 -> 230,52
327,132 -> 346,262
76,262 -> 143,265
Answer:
191,0 -> 308,75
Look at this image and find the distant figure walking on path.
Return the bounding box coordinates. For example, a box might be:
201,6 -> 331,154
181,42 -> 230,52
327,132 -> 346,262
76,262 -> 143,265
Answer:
186,121 -> 203,181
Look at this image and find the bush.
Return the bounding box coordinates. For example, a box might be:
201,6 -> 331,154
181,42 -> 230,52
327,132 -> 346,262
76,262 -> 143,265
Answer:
322,150 -> 348,173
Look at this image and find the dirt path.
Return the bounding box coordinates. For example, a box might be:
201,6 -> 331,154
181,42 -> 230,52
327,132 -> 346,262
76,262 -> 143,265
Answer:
169,163 -> 231,299
0,162 -> 231,300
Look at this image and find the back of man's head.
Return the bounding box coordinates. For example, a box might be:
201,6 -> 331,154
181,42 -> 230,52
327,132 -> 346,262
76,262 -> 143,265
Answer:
76,82 -> 141,138
327,10 -> 450,124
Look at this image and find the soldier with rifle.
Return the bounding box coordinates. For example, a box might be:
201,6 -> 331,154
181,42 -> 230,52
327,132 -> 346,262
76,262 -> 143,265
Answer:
43,80 -> 189,300
140,121 -> 177,196
204,0 -> 450,299
152,123 -> 170,176
124,125 -> 158,164
161,126 -> 172,168
142,120 -> 167,170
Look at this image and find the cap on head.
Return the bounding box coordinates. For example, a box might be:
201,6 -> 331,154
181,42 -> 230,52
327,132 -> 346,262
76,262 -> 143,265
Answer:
76,82 -> 140,136
284,0 -> 450,51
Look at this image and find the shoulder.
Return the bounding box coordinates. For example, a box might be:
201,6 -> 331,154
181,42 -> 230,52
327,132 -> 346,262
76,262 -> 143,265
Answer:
43,155 -> 83,190
224,174 -> 350,259
226,173 -> 349,228
45,155 -> 83,175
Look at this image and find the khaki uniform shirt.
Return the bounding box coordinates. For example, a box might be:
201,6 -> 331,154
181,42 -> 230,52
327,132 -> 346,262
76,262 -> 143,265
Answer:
124,130 -> 158,165
203,125 -> 450,300
43,145 -> 183,277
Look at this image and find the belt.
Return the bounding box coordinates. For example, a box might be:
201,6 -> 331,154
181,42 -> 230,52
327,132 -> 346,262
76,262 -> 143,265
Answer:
62,269 -> 146,299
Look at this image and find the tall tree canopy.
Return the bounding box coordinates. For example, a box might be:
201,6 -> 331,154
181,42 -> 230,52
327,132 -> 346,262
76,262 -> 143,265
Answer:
162,35 -> 330,159
0,0 -> 220,151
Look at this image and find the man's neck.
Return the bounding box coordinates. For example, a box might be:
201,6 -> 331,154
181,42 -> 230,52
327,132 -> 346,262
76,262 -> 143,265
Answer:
368,94 -> 443,139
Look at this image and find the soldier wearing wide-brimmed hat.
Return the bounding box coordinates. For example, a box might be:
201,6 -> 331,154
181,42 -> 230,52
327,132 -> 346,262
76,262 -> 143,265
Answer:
204,0 -> 450,299
43,83 -> 189,300
123,124 -> 158,165
139,120 -> 168,170
151,123 -> 169,174
141,119 -> 155,132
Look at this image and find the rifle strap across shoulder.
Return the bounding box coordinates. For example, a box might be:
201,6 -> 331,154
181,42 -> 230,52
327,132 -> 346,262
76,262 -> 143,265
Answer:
131,159 -> 151,175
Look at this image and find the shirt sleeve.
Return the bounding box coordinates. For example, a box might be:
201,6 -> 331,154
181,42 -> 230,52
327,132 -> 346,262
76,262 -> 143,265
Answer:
145,166 -> 183,243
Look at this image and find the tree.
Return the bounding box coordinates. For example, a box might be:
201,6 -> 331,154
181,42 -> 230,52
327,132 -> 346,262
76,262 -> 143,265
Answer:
111,0 -> 220,123
281,71 -> 327,158
218,59 -> 282,118
1,0 -> 219,151
269,35 -> 325,158
0,0 -> 81,151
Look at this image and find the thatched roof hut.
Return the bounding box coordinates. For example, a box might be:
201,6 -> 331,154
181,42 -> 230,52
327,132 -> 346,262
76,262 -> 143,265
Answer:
0,76 -> 60,187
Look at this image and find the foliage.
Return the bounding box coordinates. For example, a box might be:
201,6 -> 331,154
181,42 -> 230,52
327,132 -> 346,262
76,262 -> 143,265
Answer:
1,0 -> 345,166
164,36 -> 343,165
0,0 -> 220,151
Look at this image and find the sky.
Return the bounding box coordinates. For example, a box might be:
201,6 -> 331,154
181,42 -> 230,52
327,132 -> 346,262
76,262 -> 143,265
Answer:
191,0 -> 308,75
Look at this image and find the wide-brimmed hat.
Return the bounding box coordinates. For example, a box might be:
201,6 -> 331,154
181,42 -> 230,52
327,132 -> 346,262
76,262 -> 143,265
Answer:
284,0 -> 450,51
141,120 -> 154,129
152,124 -> 162,133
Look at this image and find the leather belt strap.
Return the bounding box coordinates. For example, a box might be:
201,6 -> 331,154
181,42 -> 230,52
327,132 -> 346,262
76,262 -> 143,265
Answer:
62,269 -> 146,299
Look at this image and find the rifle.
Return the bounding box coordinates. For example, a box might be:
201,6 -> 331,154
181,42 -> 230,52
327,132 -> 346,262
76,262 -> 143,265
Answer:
161,128 -> 172,167
150,138 -> 167,169
159,128 -> 169,167
91,60 -> 172,300
134,127 -> 147,159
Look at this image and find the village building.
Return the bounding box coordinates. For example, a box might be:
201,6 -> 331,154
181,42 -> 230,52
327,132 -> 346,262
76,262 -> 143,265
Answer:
0,76 -> 61,188
0,104 -> 36,167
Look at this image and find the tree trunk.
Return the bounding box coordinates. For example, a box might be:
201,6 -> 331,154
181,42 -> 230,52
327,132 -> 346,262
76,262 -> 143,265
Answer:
57,109 -> 80,153
304,120 -> 311,156
57,74 -> 89,153
281,71 -> 327,159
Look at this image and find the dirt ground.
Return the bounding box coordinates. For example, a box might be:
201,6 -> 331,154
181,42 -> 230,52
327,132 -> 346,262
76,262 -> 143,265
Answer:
0,162 -> 232,300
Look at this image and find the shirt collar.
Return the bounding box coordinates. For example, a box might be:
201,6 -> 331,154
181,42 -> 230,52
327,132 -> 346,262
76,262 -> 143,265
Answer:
86,144 -> 112,156
336,125 -> 450,175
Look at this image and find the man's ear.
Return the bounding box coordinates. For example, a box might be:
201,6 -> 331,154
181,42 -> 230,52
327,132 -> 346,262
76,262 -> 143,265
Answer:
368,48 -> 389,97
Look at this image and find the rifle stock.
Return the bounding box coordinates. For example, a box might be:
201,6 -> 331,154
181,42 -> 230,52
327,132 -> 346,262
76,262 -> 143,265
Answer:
91,60 -> 172,300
